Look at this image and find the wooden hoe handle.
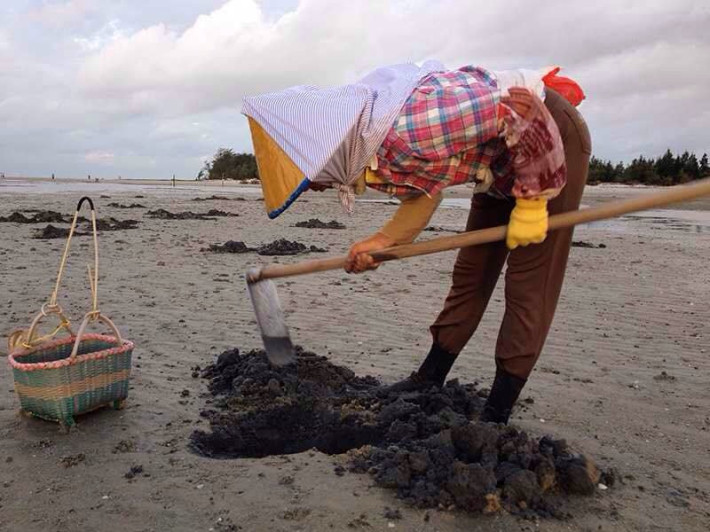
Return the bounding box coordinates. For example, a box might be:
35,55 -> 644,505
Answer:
248,178 -> 710,282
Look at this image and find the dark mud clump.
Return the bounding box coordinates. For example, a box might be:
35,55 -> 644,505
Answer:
107,202 -> 145,209
202,239 -> 325,255
192,195 -> 245,202
294,218 -> 346,230
191,348 -> 381,457
146,208 -> 238,220
33,225 -> 78,239
33,218 -> 139,238
0,210 -> 67,223
203,241 -> 255,254
257,239 -> 326,255
653,371 -> 676,382
424,226 -> 463,234
192,348 -> 607,517
93,218 -> 139,231
571,241 -> 606,249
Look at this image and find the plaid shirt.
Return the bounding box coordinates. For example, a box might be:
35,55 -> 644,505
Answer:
368,66 -> 555,199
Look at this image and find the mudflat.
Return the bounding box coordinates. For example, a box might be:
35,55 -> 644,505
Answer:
1,179 -> 708,531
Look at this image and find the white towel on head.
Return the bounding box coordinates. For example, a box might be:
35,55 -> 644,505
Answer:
242,61 -> 444,213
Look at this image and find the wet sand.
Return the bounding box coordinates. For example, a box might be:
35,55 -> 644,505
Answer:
1,180 -> 709,531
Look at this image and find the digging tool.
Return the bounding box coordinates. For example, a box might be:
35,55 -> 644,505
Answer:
247,177 -> 710,367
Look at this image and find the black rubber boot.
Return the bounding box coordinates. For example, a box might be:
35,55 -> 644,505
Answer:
479,368 -> 527,424
383,343 -> 458,393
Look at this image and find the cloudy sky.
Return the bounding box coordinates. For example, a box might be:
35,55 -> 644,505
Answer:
1,0 -> 708,179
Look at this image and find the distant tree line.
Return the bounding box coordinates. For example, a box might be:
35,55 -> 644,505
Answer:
197,148 -> 258,181
196,147 -> 710,186
589,149 -> 709,186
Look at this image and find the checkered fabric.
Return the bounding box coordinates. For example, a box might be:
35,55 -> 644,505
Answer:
368,65 -> 563,199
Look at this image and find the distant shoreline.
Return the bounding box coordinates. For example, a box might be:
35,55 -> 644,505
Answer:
0,175 -> 260,187
1,175 -> 682,191
3,175 -> 706,206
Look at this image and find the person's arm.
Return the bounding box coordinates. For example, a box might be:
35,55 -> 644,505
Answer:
345,192 -> 443,273
380,192 -> 443,244
500,88 -> 567,249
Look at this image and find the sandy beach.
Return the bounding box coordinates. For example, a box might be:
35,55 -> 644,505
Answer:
1,178 -> 709,531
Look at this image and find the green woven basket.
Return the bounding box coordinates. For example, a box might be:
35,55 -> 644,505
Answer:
7,196 -> 134,430
9,332 -> 134,428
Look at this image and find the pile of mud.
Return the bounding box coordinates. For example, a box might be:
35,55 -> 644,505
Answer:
294,218 -> 346,229
203,241 -> 254,254
202,239 -> 326,255
33,218 -> 139,238
424,226 -> 463,234
0,210 -> 67,223
256,238 -> 326,255
146,209 -> 238,220
192,195 -> 245,202
92,218 -> 139,231
192,348 -> 611,517
571,241 -> 607,249
33,225 -> 80,239
107,202 -> 145,209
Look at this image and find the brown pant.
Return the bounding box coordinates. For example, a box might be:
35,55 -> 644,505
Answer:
430,89 -> 592,380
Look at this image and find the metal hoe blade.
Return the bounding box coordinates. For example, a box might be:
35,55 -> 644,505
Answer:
246,271 -> 296,367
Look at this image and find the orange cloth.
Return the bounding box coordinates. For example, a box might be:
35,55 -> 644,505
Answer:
542,68 -> 585,107
247,118 -> 305,216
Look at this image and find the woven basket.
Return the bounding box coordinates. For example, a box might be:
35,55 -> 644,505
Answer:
9,333 -> 134,426
6,196 -> 135,429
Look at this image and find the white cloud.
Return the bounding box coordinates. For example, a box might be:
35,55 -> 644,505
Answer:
1,0 -> 709,178
78,0 -> 504,113
0,29 -> 9,51
29,0 -> 96,28
73,19 -> 124,51
576,41 -> 710,99
76,0 -> 710,115
84,150 -> 115,164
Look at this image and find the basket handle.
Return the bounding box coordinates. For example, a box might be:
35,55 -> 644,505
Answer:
21,304 -> 75,349
69,312 -> 123,359
76,196 -> 95,211
48,196 -> 100,313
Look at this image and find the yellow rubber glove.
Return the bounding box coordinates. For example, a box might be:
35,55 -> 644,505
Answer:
506,198 -> 548,250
